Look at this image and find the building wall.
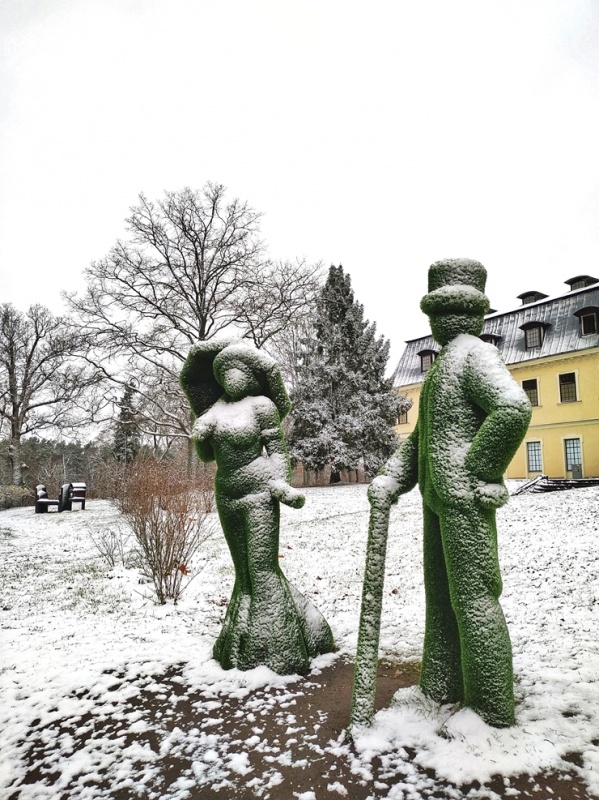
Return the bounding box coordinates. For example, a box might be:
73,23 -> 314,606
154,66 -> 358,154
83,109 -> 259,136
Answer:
394,346 -> 599,478
509,347 -> 599,479
395,384 -> 420,442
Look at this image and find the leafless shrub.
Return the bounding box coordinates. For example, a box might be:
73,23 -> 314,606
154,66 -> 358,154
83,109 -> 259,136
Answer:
89,524 -> 132,569
0,485 -> 32,509
194,461 -> 216,513
117,459 -> 214,604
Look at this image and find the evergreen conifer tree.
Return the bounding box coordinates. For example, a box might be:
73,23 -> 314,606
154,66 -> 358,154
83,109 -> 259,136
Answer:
113,384 -> 141,464
289,265 -> 400,479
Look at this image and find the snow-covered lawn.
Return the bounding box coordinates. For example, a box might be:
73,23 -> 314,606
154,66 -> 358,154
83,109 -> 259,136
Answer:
1,484 -> 598,798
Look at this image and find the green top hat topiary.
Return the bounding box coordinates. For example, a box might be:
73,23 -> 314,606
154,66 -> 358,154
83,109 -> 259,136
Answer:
420,258 -> 490,317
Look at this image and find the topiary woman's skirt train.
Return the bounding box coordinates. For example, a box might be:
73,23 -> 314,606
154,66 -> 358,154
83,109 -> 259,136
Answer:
214,492 -> 334,675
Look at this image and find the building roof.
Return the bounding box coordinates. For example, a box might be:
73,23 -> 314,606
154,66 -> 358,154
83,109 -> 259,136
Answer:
391,283 -> 599,389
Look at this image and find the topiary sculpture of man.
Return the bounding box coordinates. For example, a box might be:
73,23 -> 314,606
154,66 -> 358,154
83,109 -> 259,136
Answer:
368,259 -> 531,727
180,339 -> 334,676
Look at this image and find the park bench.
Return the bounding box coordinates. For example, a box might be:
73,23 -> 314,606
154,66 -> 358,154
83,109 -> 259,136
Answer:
35,484 -> 59,513
58,482 -> 87,512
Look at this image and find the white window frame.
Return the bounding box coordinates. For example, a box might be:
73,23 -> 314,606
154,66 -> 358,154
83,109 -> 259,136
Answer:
580,311 -> 597,336
420,352 -> 435,373
526,440 -> 543,473
562,436 -> 583,475
524,325 -> 543,350
557,370 -> 579,404
522,377 -> 540,407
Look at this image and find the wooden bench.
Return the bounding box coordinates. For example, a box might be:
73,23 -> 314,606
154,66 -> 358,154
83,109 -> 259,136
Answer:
35,484 -> 59,513
58,482 -> 87,512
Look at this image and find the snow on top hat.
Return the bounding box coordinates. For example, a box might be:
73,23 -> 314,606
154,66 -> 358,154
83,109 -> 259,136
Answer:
420,258 -> 490,316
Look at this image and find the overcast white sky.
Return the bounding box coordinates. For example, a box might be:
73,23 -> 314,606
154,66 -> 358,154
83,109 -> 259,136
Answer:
2,0 -> 599,368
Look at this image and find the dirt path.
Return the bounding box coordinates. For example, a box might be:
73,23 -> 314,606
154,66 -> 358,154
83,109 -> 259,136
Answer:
9,659 -> 595,799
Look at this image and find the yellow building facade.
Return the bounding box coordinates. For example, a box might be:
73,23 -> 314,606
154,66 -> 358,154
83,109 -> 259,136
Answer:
392,277 -> 599,480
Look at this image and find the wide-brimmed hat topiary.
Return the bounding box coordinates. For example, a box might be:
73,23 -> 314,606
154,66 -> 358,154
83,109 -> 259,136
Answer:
180,339 -> 291,420
420,258 -> 490,317
213,342 -> 291,419
179,337 -> 240,419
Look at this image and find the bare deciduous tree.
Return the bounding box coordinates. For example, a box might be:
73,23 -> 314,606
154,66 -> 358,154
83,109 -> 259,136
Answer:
234,258 -> 322,350
263,291 -> 319,394
66,183 -> 322,455
0,304 -> 103,485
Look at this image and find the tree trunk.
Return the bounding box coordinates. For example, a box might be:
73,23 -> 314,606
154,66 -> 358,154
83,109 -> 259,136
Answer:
8,438 -> 22,486
187,435 -> 197,479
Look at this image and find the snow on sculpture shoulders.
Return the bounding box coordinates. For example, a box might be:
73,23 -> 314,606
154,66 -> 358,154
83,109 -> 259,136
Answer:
352,258 -> 531,729
180,339 -> 334,675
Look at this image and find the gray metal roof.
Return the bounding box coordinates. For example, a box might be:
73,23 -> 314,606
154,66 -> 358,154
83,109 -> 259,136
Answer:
391,284 -> 599,389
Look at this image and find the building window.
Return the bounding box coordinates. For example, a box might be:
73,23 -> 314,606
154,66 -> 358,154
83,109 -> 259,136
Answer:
419,351 -> 437,372
580,311 -> 597,336
398,410 -> 408,425
527,442 -> 542,472
521,293 -> 538,305
522,379 -> 539,406
566,275 -> 599,291
518,291 -> 549,305
559,372 -> 577,403
524,325 -> 543,349
564,438 -> 582,472
480,333 -> 502,346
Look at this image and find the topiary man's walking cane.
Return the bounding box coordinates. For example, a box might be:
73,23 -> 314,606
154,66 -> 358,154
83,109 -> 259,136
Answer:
350,488 -> 394,730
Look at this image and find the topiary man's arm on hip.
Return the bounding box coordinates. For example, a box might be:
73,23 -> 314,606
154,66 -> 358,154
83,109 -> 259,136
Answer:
463,346 -> 532,483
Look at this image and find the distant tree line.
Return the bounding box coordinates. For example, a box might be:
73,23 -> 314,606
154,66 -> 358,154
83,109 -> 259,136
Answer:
0,183 -> 404,494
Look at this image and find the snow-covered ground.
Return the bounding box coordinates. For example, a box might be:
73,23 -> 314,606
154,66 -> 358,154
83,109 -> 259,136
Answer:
1,484 -> 599,798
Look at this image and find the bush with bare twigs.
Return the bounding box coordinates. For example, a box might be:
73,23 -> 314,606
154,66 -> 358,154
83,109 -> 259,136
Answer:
89,524 -> 132,569
117,459 -> 214,604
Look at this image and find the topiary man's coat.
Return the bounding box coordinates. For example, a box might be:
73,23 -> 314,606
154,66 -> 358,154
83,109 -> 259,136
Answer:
371,259 -> 531,727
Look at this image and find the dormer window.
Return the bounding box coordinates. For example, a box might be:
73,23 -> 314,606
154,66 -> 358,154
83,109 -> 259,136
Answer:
565,275 -> 599,291
519,321 -> 549,350
525,326 -> 542,349
480,333 -> 502,346
517,291 -> 549,306
581,313 -> 597,336
421,353 -> 434,372
417,349 -> 438,373
521,293 -> 537,306
571,279 -> 588,291
574,306 -> 599,336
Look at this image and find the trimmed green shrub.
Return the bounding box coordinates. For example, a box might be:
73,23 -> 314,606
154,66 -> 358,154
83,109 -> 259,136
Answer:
181,340 -> 333,675
355,259 -> 531,729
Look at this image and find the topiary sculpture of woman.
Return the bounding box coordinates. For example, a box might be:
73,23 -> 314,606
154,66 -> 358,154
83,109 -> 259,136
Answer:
180,339 -> 333,675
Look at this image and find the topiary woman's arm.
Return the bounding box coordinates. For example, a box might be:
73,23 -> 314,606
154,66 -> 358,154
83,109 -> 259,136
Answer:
258,400 -> 292,478
258,399 -> 305,508
191,415 -> 216,463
